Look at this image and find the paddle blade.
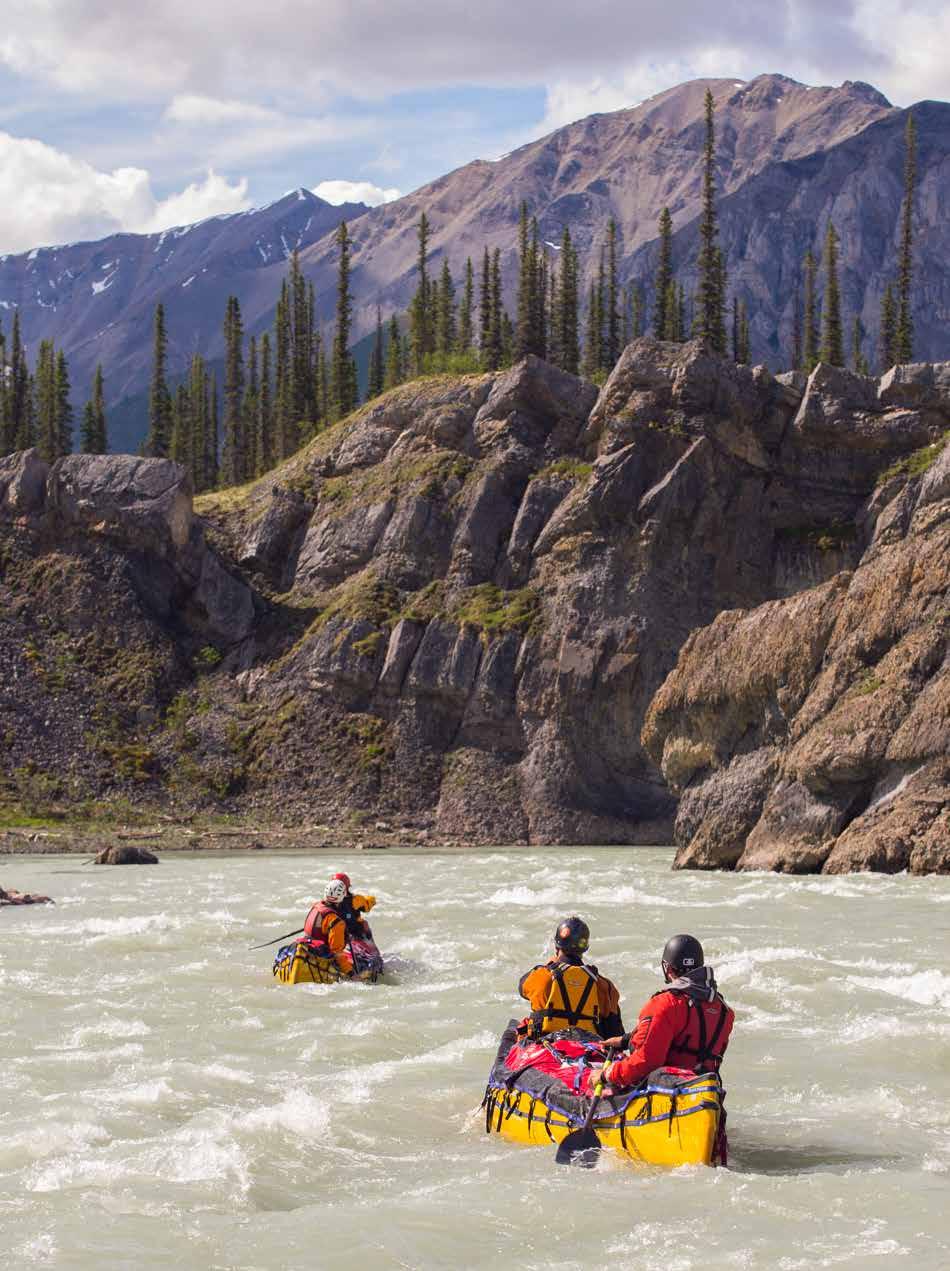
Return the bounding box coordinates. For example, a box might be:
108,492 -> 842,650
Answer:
555,1126 -> 602,1168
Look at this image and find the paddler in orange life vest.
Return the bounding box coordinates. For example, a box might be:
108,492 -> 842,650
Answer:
302,873 -> 376,976
590,934 -> 734,1091
517,916 -> 624,1039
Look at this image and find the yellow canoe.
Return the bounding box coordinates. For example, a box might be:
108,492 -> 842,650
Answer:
273,937 -> 384,985
483,1023 -> 725,1167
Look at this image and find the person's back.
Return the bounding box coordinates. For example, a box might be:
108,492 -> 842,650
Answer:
518,916 -> 623,1039
598,934 -> 733,1091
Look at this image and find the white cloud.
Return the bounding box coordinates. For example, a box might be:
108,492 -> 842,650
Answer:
313,179 -> 401,207
0,131 -> 248,253
0,1 -> 902,103
163,94 -> 280,126
160,93 -> 375,165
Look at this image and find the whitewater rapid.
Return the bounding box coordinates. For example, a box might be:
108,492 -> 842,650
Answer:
1,849 -> 948,1269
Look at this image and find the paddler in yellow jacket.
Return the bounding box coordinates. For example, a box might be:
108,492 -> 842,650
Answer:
302,873 -> 376,976
517,916 -> 624,1039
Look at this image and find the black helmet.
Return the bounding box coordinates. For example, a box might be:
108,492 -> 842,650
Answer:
554,916 -> 590,955
662,934 -> 704,978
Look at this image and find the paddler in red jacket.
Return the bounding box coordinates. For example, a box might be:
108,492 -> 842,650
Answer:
302,875 -> 377,976
591,934 -> 734,1090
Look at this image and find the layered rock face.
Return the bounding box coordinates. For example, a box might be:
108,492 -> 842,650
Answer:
644,361 -> 950,873
1,343 -> 946,871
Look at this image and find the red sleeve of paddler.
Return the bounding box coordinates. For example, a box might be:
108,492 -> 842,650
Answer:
608,992 -> 683,1089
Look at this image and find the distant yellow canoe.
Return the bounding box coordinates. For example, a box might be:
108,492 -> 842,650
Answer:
273,938 -> 384,986
483,1023 -> 725,1167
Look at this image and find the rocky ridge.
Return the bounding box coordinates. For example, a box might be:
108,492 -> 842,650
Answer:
0,342 -> 946,871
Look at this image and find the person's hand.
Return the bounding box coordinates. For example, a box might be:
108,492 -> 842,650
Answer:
588,1064 -> 607,1089
599,1035 -> 626,1051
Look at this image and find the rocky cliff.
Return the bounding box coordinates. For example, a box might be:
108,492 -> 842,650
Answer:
1,343 -> 946,870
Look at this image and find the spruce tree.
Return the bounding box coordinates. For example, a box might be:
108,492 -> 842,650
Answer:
170,382 -> 190,467
221,295 -> 245,485
207,375 -> 219,490
791,282 -> 803,371
819,222 -> 844,367
697,91 -> 727,352
851,315 -> 870,375
536,235 -> 548,360
243,335 -> 262,464
368,306 -> 385,398
409,213 -> 433,373
330,220 -> 357,419
663,281 -> 680,341
80,401 -> 98,455
556,227 -> 579,375
515,201 -> 536,359
484,248 -> 503,371
259,332 -> 273,474
478,247 -> 492,360
880,283 -> 897,371
189,354 -> 208,489
54,350 -> 72,457
289,250 -> 312,422
595,249 -> 607,370
895,111 -> 917,364
436,259 -> 456,360
459,257 -> 475,353
274,280 -> 293,459
384,315 -> 403,390
631,283 -> 644,339
582,282 -> 600,380
34,341 -> 57,462
802,250 -> 819,372
147,303 -> 172,457
606,219 -> 620,367
91,364 -> 107,452
653,208 -> 674,337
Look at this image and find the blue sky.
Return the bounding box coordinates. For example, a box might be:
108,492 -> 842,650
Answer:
0,0 -> 946,254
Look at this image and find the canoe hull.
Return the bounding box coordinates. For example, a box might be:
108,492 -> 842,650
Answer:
483,1022 -> 724,1167
273,937 -> 384,985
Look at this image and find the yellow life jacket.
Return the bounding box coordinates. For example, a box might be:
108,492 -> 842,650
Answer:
534,962 -> 601,1035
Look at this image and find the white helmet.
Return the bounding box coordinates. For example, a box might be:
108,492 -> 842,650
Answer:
323,880 -> 346,905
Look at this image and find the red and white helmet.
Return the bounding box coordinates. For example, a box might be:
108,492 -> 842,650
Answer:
323,880 -> 347,905
333,872 -> 351,891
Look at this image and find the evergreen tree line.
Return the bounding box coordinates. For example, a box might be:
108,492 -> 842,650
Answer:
0,311 -> 107,461
4,96 -> 918,484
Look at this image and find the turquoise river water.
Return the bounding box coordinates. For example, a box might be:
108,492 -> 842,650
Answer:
1,848 -> 949,1270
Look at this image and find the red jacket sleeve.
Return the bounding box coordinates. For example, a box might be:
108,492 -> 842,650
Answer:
607,992 -> 686,1089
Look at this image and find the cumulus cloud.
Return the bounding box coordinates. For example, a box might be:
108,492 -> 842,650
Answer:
313,179 -> 401,207
0,132 -> 248,253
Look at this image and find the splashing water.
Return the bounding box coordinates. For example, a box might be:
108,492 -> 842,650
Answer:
2,848 -> 948,1269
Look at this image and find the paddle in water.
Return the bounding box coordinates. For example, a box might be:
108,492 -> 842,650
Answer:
248,927 -> 304,950
555,1046 -> 615,1168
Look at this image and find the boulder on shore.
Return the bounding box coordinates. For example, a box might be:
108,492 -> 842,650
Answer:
94,845 -> 159,865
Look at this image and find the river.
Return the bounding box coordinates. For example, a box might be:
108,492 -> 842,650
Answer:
1,848 -> 948,1269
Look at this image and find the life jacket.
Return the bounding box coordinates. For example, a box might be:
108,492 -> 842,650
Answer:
303,901 -> 345,945
532,961 -> 601,1035
656,986 -> 733,1072
339,895 -> 371,938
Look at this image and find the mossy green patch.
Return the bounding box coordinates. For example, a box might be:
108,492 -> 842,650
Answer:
876,431 -> 949,486
449,584 -> 541,637
536,458 -> 593,482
